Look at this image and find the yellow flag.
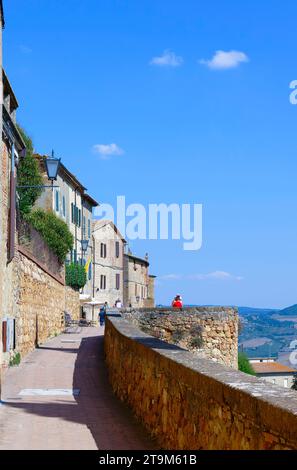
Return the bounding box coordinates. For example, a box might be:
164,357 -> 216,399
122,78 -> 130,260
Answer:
85,257 -> 91,273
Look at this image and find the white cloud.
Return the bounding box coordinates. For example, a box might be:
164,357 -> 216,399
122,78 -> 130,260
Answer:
200,50 -> 249,70
189,271 -> 243,281
159,274 -> 182,281
150,50 -> 183,67
92,143 -> 125,160
159,271 -> 243,282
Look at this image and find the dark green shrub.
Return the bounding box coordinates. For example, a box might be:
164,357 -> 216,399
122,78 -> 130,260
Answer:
25,209 -> 73,263
66,263 -> 87,290
17,126 -> 43,216
9,352 -> 21,367
172,329 -> 186,344
190,335 -> 203,349
238,352 -> 256,376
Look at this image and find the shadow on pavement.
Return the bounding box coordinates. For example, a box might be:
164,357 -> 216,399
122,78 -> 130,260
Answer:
1,332 -> 156,450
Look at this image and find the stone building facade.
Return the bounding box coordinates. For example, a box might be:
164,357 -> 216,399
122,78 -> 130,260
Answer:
92,220 -> 126,307
0,30 -> 80,370
251,361 -> 297,389
0,0 -> 4,394
1,69 -> 26,368
123,252 -> 155,308
34,155 -> 99,298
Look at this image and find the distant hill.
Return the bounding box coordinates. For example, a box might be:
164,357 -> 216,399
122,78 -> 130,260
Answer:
277,304 -> 297,316
238,307 -> 278,316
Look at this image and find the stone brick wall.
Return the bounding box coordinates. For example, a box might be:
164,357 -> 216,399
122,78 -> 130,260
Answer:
65,286 -> 80,321
16,251 -> 66,356
121,307 -> 238,369
8,249 -> 80,360
105,316 -> 297,450
18,221 -> 64,282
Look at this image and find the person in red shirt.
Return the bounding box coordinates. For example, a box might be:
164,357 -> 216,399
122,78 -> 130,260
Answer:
172,294 -> 183,309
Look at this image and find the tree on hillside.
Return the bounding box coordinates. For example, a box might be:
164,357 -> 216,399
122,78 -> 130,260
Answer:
238,352 -> 256,376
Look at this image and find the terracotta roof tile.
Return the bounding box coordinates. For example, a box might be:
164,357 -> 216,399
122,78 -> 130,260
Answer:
253,362 -> 297,374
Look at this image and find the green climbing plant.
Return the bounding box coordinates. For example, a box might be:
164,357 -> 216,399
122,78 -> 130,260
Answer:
17,126 -> 43,217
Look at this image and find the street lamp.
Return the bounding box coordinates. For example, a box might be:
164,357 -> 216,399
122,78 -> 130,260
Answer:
81,239 -> 89,253
17,150 -> 61,191
80,239 -> 89,267
44,150 -> 61,183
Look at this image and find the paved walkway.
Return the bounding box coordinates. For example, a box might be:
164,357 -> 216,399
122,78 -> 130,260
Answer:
0,327 -> 156,450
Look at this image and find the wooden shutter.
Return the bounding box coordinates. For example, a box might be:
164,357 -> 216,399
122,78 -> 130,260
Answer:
2,321 -> 7,353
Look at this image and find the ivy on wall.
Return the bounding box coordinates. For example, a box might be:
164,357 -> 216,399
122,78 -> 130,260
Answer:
66,263 -> 87,290
17,126 -> 43,216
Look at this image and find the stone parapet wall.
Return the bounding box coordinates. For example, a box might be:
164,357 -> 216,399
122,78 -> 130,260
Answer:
121,307 -> 238,369
105,316 -> 297,450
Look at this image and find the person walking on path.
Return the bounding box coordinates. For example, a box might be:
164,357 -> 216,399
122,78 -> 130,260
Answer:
99,302 -> 108,326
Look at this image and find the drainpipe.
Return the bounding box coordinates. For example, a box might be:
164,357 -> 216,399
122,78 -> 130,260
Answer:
74,188 -> 77,261
8,142 -> 16,263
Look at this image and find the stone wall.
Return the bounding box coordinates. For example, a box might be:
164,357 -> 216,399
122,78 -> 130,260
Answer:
18,221 -> 64,282
121,307 -> 238,369
16,251 -> 66,356
7,249 -> 80,360
105,316 -> 297,450
65,286 -> 80,321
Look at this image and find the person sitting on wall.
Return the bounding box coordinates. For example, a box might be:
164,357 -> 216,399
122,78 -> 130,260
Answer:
172,294 -> 183,309
115,299 -> 122,308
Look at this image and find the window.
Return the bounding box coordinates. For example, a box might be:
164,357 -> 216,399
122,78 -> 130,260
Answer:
62,196 -> 66,217
78,209 -> 81,227
100,243 -> 107,258
55,190 -> 59,212
116,273 -> 120,290
135,283 -> 138,296
115,241 -> 120,258
88,219 -> 91,239
73,249 -> 77,264
100,275 -> 106,290
88,262 -> 92,281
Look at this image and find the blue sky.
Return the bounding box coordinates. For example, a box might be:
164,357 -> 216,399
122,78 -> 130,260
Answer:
4,0 -> 297,308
